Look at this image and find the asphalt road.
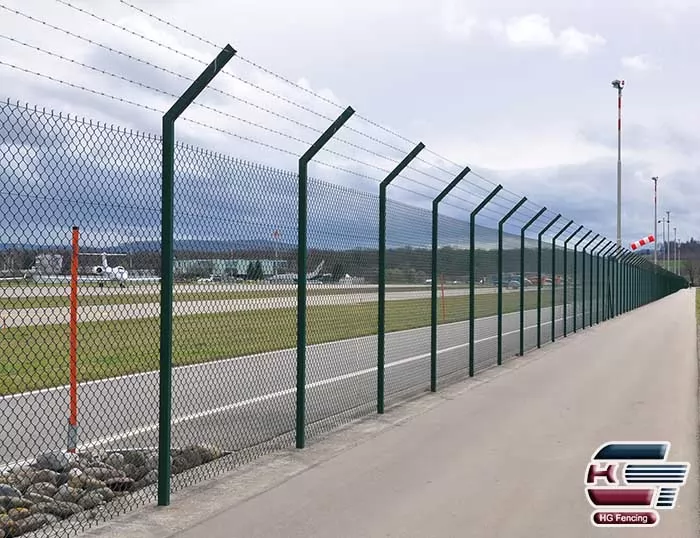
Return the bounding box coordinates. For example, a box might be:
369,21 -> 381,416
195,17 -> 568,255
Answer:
2,286 -> 522,327
168,289 -> 696,538
0,303 -> 589,467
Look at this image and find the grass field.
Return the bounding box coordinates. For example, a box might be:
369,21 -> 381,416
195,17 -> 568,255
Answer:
0,284 -> 475,310
0,289 -> 561,394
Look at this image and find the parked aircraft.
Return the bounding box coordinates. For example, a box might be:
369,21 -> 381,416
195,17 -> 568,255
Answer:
30,253 -> 159,287
266,260 -> 325,283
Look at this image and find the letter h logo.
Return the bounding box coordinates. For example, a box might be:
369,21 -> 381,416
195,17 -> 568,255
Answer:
586,463 -> 618,485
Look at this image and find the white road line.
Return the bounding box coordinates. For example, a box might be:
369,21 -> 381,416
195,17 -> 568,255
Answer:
1,312 -> 595,471
2,306 -> 577,401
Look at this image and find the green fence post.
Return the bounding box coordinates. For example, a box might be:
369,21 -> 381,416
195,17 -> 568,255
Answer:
498,197 -> 527,365
377,143 -> 425,414
573,231 -> 592,333
580,234 -> 599,331
519,207 -> 547,356
158,44 -> 235,507
550,220 -> 573,342
431,166 -> 471,391
297,106 -> 355,449
599,243 -> 615,323
469,185 -> 502,376
589,237 -> 607,327
563,225 -> 583,337
536,214 -> 561,348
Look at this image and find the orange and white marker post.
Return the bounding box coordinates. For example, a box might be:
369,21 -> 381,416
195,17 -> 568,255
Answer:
68,226 -> 79,453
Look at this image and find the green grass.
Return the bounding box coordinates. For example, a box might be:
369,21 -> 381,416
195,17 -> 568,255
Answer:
0,289 -> 552,394
0,284 -> 472,310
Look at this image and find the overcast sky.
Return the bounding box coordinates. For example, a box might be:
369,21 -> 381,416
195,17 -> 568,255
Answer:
0,0 -> 698,247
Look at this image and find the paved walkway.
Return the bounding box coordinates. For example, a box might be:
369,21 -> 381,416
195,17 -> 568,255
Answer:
84,289 -> 699,538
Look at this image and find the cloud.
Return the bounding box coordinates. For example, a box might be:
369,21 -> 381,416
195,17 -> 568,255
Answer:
440,1 -> 478,40
490,14 -> 605,56
621,54 -> 656,71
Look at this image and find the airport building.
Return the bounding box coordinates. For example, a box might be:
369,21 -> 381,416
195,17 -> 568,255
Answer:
173,258 -> 288,278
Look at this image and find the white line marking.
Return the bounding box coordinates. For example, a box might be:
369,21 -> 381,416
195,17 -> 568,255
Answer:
2,311 -> 600,470
2,305 -> 575,400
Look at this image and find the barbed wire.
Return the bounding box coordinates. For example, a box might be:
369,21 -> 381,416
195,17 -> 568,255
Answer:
7,1 -> 596,235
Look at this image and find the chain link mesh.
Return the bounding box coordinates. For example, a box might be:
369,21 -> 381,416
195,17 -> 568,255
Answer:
0,96 -> 688,538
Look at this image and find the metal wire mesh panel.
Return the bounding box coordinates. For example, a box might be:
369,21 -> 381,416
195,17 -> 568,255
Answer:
472,218 -> 500,373
304,180 -> 379,440
499,222 -> 524,362
520,233 -> 539,354
435,213 -> 469,383
0,102 -> 162,535
537,240 -> 553,347
168,148 -> 299,492
383,199 -> 436,405
551,244 -> 567,339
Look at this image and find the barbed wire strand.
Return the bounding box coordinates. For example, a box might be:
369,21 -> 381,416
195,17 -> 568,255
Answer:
38,1 -> 570,226
67,0 -> 509,197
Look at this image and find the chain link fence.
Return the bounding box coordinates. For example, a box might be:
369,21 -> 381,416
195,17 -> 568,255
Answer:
0,95 -> 689,538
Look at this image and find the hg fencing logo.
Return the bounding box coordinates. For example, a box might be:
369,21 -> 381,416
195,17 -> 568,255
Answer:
584,442 -> 690,528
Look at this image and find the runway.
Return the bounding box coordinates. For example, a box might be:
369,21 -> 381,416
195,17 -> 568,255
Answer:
1,286 -> 521,327
0,303 -> 592,467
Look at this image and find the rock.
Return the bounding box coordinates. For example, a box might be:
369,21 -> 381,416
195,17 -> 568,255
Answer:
35,452 -> 70,472
2,471 -> 32,493
14,513 -> 59,535
7,507 -> 31,520
122,451 -> 147,468
24,493 -> 53,505
30,469 -> 60,486
0,527 -> 5,538
102,453 -> 125,470
105,477 -> 134,493
144,453 -> 158,472
26,482 -> 58,498
171,456 -> 190,475
92,488 -> 114,503
77,491 -> 103,510
54,485 -> 82,504
0,514 -> 18,537
122,464 -> 148,482
83,467 -> 122,482
31,501 -> 83,519
0,486 -> 20,499
134,470 -> 157,489
0,497 -> 33,510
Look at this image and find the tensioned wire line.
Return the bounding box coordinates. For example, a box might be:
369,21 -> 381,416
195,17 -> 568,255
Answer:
56,0 -> 506,198
4,5 -> 484,206
0,61 -> 471,207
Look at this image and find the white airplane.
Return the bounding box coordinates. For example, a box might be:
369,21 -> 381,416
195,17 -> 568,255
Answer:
266,260 -> 325,283
30,252 -> 159,287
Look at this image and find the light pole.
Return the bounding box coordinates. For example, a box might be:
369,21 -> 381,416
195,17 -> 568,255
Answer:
666,211 -> 671,271
612,79 -> 625,251
674,226 -> 678,274
658,215 -> 666,268
651,176 -> 658,265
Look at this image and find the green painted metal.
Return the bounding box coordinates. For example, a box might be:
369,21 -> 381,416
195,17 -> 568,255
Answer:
498,197 -> 527,365
598,243 -> 615,323
158,44 -> 235,507
536,214 -> 561,348
377,142 -> 424,414
297,106 -> 355,449
519,207 -> 547,356
431,166 -> 471,391
572,230 -> 592,333
562,225 -> 583,337
580,234 -> 600,330
550,220 -> 573,342
469,185 -> 502,376
589,237 -> 607,327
